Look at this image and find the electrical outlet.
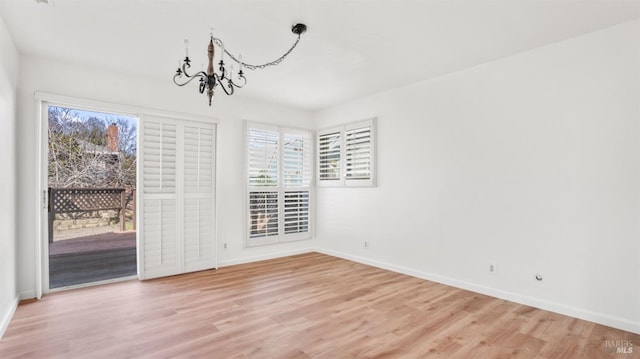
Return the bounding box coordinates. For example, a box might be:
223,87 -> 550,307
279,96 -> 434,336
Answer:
223,243 -> 228,249
488,262 -> 497,274
364,241 -> 369,248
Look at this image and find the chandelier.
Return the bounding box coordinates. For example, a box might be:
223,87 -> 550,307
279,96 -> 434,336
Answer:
174,23 -> 307,106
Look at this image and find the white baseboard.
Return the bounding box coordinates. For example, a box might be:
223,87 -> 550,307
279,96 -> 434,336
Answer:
19,290 -> 36,300
0,295 -> 19,340
315,248 -> 640,335
219,248 -> 315,267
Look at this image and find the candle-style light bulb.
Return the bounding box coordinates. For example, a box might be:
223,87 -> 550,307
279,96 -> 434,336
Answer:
220,42 -> 225,62
229,64 -> 234,79
238,54 -> 243,72
184,39 -> 189,58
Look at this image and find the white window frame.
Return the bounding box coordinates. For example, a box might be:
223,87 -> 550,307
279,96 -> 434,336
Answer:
317,118 -> 376,187
245,121 -> 313,247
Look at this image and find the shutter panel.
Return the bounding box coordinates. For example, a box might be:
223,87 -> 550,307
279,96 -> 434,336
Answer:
183,124 -> 216,272
318,129 -> 341,183
345,124 -> 372,181
141,118 -> 179,278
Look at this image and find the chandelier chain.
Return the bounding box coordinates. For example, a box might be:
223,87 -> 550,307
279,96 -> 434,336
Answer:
212,34 -> 302,71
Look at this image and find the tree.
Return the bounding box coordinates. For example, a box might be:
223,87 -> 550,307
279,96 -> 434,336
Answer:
48,106 -> 137,188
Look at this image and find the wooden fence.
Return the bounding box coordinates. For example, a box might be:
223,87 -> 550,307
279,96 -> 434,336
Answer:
48,187 -> 136,243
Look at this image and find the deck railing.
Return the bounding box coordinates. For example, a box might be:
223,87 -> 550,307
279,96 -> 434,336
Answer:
48,187 -> 136,243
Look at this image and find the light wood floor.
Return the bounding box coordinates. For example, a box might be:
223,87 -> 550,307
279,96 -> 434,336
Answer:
1,253 -> 637,358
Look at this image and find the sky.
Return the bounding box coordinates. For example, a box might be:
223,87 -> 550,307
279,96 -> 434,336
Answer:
73,108 -> 138,129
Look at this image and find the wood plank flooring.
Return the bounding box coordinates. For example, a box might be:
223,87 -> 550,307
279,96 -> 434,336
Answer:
1,253 -> 637,358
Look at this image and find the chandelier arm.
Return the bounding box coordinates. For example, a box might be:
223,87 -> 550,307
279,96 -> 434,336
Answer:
211,73 -> 232,96
225,82 -> 235,95
228,75 -> 247,88
212,34 -> 301,71
181,61 -> 195,78
173,72 -> 208,87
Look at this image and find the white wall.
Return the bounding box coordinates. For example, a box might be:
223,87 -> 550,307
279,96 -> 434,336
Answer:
314,19 -> 640,334
0,14 -> 19,337
16,55 -> 315,299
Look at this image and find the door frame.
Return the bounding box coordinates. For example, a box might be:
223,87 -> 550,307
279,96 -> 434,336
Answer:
37,94 -> 141,295
35,92 -> 219,296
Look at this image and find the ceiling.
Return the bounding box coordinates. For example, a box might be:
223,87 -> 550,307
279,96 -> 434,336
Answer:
1,0 -> 639,111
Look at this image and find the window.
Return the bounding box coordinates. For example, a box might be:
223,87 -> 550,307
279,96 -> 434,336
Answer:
246,122 -> 312,246
317,118 -> 376,187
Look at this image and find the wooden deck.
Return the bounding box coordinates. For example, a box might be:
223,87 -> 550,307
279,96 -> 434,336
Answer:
49,231 -> 137,288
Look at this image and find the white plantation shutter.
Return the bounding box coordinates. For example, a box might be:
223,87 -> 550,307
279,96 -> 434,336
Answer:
141,116 -> 216,279
317,118 -> 376,187
317,129 -> 341,184
183,124 -> 216,272
142,119 -> 179,277
246,122 -> 312,246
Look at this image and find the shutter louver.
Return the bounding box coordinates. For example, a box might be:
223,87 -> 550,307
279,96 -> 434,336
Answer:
318,131 -> 341,182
